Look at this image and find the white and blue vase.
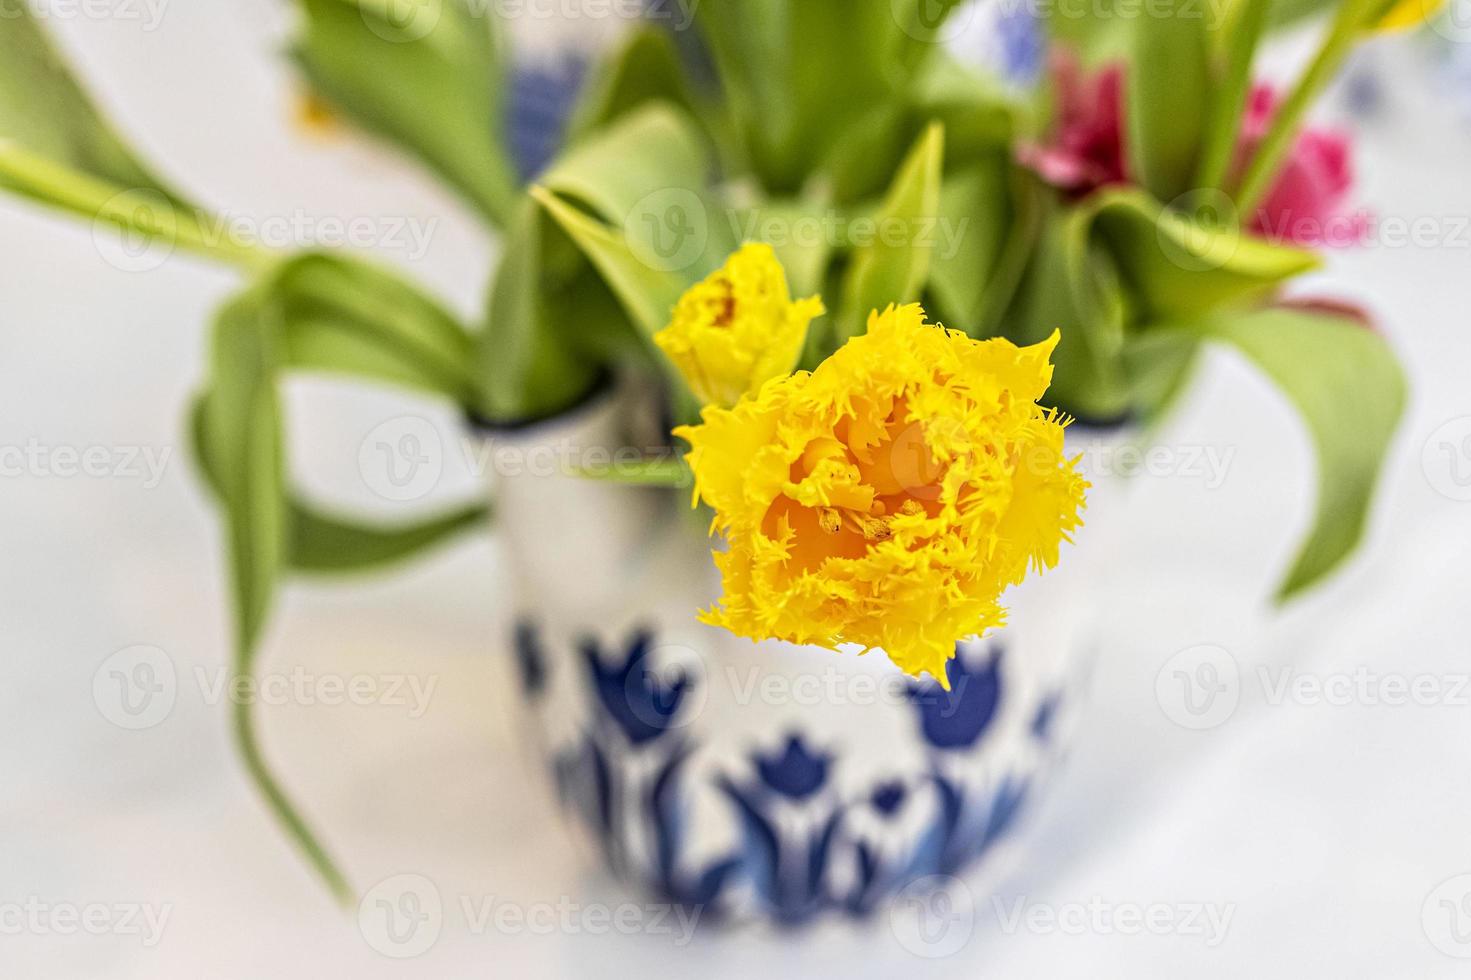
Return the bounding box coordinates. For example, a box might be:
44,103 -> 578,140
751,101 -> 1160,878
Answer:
485,381 -> 1125,927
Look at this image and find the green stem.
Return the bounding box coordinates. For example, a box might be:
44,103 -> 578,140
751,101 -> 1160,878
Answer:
0,143 -> 278,273
1196,0 -> 1270,191
232,689 -> 353,907
1232,0 -> 1373,217
569,456 -> 690,487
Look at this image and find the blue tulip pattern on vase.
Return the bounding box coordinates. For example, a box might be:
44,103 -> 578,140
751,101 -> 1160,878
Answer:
517,620 -> 1078,926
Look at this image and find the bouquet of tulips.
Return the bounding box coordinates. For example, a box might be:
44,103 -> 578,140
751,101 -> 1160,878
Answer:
0,0 -> 1417,900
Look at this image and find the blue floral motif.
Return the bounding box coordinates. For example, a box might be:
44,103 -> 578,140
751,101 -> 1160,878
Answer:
909,645 -> 1003,750
1031,691 -> 1061,743
982,775 -> 1031,848
582,629 -> 691,746
871,780 -> 908,818
513,619 -> 548,697
522,621 -> 1063,927
719,759 -> 841,925
755,734 -> 833,800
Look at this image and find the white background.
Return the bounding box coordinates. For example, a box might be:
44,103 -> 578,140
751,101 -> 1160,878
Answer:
3,4 -> 1471,977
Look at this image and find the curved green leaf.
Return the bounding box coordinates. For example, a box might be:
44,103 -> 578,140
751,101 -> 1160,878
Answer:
191,393 -> 489,578
1125,0 -> 1211,201
292,0 -> 518,226
272,253 -> 477,401
287,500 -> 487,574
204,296 -> 289,655
476,197 -> 606,422
541,102 -> 726,272
1083,188 -> 1321,319
0,9 -> 276,271
697,0 -> 949,192
1005,205 -> 1133,420
1197,0 -> 1271,189
0,6 -> 183,201
530,186 -> 691,340
1176,307 -> 1406,599
836,123 -> 945,341
928,156 -> 1012,330
190,253 -> 488,904
565,26 -> 699,141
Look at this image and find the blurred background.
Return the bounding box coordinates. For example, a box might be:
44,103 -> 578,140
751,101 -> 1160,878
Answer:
3,1 -> 1471,976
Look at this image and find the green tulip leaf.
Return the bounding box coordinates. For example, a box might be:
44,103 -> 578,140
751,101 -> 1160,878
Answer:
292,0 -> 518,226
1125,0 -> 1211,201
836,123 -> 945,341
1121,328 -> 1203,423
568,456 -> 690,488
0,10 -> 275,270
1172,306 -> 1406,600
565,26 -> 698,142
477,198 -> 606,422
0,6 -> 182,201
727,195 -> 837,300
698,0 -> 945,193
190,253 -> 490,905
928,157 -> 1012,330
1083,188 -> 1321,320
531,186 -> 692,340
540,103 -> 728,275
1197,0 -> 1271,189
287,501 -> 487,574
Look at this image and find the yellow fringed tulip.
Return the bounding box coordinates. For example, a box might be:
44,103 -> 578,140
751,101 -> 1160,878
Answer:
654,243 -> 824,408
675,304 -> 1088,685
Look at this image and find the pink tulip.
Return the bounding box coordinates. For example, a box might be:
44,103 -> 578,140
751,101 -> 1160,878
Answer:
1236,86 -> 1367,247
1017,54 -> 1129,194
1021,56 -> 1364,247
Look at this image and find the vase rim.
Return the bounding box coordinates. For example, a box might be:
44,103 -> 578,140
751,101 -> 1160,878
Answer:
463,368 -> 617,437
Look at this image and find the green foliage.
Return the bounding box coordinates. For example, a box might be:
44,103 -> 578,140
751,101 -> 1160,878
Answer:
695,0 -> 968,192
1124,0 -> 1211,202
477,199 -> 604,422
835,124 -> 946,342
928,154 -> 1025,332
1082,189 -> 1321,319
1197,0 -> 1272,189
1007,202 -> 1133,420
478,103 -> 724,420
564,25 -> 700,140
293,0 -> 519,226
190,254 -> 491,902
1171,308 -> 1406,599
0,6 -> 269,269
0,7 -> 182,200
